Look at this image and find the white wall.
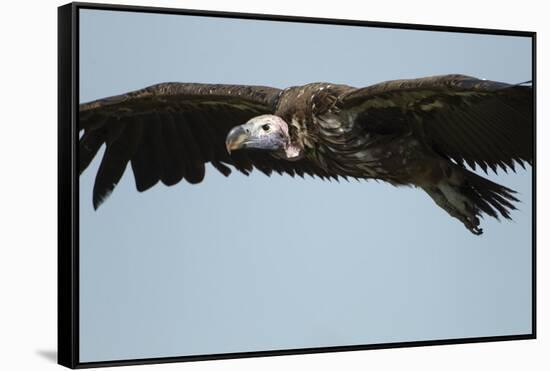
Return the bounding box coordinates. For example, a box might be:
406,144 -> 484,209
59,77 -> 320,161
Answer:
0,0 -> 546,370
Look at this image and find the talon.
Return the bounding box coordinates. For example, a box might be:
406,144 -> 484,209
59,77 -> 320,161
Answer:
470,226 -> 483,235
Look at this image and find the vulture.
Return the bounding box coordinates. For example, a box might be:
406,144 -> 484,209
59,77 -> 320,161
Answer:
79,74 -> 533,235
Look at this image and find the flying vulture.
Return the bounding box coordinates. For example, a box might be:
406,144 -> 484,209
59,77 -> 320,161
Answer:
79,74 -> 533,235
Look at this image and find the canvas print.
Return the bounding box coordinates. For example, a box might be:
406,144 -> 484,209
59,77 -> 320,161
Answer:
75,6 -> 533,364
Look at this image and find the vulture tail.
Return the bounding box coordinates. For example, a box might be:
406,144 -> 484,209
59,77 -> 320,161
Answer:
461,169 -> 519,221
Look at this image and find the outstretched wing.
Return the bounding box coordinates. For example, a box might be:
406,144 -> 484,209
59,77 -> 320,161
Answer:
79,82 -> 328,209
340,74 -> 533,173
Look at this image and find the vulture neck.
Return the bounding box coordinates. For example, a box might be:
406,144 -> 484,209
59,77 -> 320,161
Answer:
279,119 -> 306,161
281,142 -> 303,161
270,113 -> 305,161
271,129 -> 304,161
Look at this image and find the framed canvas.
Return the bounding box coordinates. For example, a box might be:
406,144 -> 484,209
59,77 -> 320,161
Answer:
58,2 -> 536,368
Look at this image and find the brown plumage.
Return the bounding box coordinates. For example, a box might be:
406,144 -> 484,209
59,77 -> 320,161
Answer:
79,74 -> 533,234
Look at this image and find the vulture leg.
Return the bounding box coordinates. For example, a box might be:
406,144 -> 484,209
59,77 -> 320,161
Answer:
422,185 -> 483,235
420,164 -> 519,235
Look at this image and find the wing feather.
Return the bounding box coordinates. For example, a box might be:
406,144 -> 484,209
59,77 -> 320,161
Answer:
158,112 -> 186,186
92,119 -> 142,209
130,117 -> 161,192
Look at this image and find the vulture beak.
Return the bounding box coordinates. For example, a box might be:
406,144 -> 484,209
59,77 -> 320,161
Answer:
225,125 -> 249,154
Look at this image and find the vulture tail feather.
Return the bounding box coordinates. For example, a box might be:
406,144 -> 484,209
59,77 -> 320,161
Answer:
462,169 -> 519,221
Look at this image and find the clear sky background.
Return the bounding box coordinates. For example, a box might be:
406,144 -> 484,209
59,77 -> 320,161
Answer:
78,9 -> 532,362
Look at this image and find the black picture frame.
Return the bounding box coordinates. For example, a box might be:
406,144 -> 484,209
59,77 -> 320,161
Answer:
58,2 -> 537,368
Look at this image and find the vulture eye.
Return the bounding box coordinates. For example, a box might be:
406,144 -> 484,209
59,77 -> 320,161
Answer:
262,124 -> 271,131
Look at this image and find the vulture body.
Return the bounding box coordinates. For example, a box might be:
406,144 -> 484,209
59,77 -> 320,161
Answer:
79,74 -> 533,235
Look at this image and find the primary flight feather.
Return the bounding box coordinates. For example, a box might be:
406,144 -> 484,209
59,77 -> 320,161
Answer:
79,74 -> 533,235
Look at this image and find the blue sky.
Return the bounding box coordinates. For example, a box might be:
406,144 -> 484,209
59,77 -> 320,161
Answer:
79,9 -> 532,362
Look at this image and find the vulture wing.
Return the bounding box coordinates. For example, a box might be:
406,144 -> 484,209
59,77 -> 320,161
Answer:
79,82 -> 329,209
340,74 -> 533,173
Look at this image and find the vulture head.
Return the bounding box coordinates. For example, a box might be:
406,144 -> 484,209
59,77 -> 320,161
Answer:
225,114 -> 302,160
